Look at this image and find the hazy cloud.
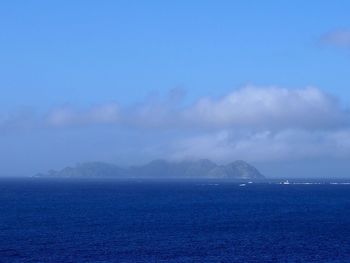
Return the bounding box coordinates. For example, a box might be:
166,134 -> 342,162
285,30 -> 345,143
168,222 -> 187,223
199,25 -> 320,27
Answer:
0,109 -> 37,133
47,103 -> 120,127
2,85 -> 350,165
170,129 -> 350,163
2,86 -> 350,132
321,29 -> 350,48
46,86 -> 346,131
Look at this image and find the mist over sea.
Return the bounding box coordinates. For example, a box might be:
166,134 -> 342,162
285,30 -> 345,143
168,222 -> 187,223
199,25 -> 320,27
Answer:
1,178 -> 350,262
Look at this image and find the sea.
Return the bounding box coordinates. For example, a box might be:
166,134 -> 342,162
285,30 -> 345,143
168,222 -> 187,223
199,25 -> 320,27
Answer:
1,178 -> 350,262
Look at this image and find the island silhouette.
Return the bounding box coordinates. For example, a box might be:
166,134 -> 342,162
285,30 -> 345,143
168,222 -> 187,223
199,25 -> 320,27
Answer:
37,159 -> 265,180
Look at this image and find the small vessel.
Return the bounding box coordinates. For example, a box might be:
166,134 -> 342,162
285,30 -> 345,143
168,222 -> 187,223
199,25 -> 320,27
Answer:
280,180 -> 290,185
239,184 -> 246,187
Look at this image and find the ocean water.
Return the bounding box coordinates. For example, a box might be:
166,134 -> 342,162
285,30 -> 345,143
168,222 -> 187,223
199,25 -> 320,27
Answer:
1,179 -> 350,262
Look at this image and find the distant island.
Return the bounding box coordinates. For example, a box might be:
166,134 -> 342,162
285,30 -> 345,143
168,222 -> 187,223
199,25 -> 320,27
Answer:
36,159 -> 265,180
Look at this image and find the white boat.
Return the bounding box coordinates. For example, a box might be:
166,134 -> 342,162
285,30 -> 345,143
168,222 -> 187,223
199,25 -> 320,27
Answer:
280,180 -> 290,185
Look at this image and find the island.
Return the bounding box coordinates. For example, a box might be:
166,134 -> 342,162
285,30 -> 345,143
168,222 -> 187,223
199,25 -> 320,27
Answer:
36,159 -> 265,180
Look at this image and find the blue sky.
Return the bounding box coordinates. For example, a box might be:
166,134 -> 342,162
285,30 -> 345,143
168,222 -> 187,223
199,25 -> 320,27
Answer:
1,1 -> 350,177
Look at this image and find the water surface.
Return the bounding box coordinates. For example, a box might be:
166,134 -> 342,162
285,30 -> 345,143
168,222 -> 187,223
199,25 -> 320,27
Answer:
1,178 -> 350,262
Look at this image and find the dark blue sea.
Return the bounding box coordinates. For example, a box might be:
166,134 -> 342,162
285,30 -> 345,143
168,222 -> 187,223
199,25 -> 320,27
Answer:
1,178 -> 350,262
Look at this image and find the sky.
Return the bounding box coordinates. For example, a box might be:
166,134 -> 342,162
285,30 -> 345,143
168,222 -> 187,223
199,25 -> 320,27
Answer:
1,1 -> 350,177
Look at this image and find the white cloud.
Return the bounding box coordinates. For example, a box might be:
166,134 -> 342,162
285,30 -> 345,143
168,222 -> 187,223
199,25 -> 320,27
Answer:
2,85 -> 347,133
96,86 -> 348,131
321,29 -> 350,48
3,85 -> 350,164
182,86 -> 346,130
40,86 -> 349,130
170,129 -> 350,163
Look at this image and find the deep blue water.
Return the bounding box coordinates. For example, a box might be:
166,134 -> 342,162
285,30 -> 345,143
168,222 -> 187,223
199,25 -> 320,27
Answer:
1,179 -> 350,262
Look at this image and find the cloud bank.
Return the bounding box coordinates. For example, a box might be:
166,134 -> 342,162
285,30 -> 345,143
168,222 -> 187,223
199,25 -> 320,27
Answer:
43,86 -> 347,131
2,85 -> 350,164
